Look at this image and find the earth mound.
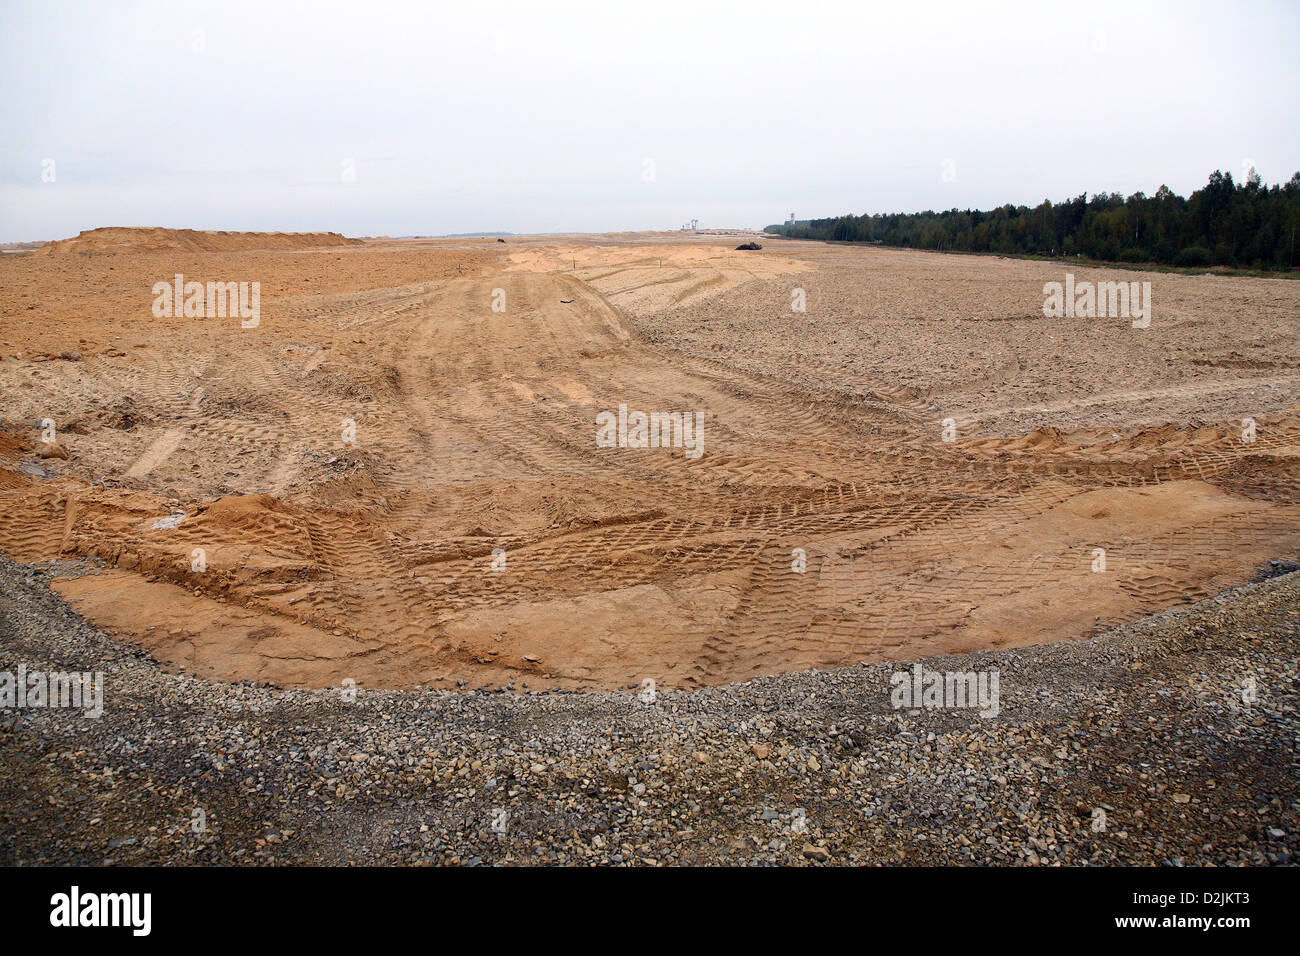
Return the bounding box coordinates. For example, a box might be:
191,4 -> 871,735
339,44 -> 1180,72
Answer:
37,227 -> 363,255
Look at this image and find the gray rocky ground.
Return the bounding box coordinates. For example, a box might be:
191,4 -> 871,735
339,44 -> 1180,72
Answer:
1,552 -> 1297,866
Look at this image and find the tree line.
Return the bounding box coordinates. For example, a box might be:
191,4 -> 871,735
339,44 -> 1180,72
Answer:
766,169 -> 1300,271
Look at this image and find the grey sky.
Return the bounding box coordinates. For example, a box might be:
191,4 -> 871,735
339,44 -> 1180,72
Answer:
2,0 -> 1298,242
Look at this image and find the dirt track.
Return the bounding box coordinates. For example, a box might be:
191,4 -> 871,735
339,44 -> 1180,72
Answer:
1,232 -> 1298,691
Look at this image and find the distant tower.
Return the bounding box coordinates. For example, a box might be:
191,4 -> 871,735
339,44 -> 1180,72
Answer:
787,212 -> 796,225
691,218 -> 698,231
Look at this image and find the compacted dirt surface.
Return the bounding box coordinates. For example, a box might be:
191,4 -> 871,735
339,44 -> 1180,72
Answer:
0,230 -> 1298,694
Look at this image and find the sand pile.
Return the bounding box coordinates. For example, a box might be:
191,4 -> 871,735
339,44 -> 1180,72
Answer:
37,227 -> 363,255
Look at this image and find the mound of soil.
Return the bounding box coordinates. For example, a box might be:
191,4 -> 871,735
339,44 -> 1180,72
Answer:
37,227 -> 363,255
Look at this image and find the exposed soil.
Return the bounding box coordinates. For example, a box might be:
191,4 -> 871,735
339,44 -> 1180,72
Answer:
0,234 -> 1297,692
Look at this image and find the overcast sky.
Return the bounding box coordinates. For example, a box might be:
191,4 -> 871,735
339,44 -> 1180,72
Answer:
2,0 -> 1298,242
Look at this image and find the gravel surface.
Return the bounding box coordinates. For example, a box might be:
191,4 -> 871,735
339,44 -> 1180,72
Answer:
2,552 -> 1297,866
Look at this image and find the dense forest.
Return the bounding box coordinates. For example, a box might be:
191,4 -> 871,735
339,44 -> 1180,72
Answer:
766,170 -> 1300,271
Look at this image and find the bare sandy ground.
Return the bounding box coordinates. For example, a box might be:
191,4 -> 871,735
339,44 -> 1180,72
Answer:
0,231 -> 1297,691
